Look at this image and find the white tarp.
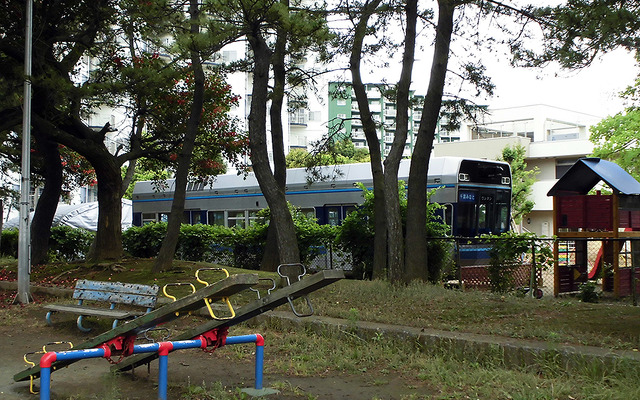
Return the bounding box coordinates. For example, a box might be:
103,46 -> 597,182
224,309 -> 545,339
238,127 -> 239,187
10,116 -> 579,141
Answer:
4,199 -> 132,232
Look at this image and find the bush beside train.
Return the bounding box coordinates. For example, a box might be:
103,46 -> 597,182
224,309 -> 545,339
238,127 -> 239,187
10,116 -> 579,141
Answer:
131,156 -> 512,241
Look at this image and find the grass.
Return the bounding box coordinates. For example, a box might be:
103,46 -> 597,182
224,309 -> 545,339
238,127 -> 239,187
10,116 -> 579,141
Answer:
182,322 -> 640,400
311,279 -> 640,351
2,258 -> 640,350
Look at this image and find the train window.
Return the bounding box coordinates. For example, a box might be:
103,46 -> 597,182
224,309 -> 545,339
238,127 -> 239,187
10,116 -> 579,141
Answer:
248,210 -> 259,226
327,207 -> 340,226
228,210 -> 246,228
498,205 -> 509,232
208,211 -> 225,226
142,213 -> 157,225
301,208 -> 316,220
344,205 -> 357,218
192,212 -> 204,225
478,204 -> 487,231
456,202 -> 477,237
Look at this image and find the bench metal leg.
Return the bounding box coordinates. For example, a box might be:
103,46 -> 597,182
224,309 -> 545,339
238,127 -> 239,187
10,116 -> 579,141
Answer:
76,315 -> 92,333
45,311 -> 55,326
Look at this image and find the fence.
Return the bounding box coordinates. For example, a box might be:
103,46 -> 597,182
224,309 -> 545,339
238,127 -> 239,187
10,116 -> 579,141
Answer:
196,235 -> 640,298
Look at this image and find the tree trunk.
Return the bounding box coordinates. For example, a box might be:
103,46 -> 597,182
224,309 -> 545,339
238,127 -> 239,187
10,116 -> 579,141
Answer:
88,156 -> 124,261
382,0 -> 418,283
30,133 -> 63,265
349,0 -> 386,280
261,8 -> 289,272
153,0 -> 205,273
405,0 -> 455,282
247,29 -> 300,265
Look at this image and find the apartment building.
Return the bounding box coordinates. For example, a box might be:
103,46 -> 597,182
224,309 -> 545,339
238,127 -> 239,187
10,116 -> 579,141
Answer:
327,82 -> 424,158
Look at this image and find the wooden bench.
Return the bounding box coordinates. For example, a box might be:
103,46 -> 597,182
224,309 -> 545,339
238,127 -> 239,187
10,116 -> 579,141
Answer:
44,279 -> 159,332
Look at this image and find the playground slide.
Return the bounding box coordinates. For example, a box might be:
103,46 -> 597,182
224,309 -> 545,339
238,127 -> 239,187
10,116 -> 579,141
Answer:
587,228 -> 633,280
588,245 -> 603,280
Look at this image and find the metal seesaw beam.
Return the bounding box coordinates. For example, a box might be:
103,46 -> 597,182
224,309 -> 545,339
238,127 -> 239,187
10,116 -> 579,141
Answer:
112,268 -> 345,373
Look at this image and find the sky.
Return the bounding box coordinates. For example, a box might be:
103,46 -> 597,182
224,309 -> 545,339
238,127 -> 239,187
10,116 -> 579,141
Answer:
479,48 -> 638,118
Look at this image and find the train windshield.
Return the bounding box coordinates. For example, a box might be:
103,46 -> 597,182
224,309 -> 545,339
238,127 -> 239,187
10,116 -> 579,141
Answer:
455,189 -> 511,237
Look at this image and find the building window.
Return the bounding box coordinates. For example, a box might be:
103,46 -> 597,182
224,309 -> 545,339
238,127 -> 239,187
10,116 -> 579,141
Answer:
337,98 -> 346,106
556,158 -> 579,179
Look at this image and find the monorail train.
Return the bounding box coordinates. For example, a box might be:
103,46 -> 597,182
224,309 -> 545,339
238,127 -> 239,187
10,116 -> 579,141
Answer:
132,156 -> 512,238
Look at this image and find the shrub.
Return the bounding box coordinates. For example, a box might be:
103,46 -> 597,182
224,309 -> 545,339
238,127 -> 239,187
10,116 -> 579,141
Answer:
0,226 -> 93,262
0,229 -> 19,258
48,226 -> 94,261
175,223 -> 218,261
122,222 -> 167,258
579,281 -> 600,303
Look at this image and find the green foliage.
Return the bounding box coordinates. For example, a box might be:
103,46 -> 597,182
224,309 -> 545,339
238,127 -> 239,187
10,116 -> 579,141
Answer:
253,205 -> 337,266
526,1 -> 640,69
121,207 -> 333,269
578,281 -> 600,303
291,207 -> 337,266
122,222 -> 168,258
0,229 -> 18,258
590,108 -> 640,182
481,232 -> 553,293
336,183 -> 376,279
499,145 -> 538,225
48,226 -> 95,262
0,227 -> 94,262
121,163 -> 169,200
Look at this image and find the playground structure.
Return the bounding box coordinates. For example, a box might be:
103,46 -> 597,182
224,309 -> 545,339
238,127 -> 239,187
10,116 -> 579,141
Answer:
547,158 -> 640,298
14,265 -> 345,398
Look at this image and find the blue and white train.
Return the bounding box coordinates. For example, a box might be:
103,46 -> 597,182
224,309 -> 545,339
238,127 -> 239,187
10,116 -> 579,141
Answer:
131,156 -> 512,238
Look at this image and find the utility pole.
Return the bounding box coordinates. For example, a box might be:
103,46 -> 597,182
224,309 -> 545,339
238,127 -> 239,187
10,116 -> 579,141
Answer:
17,0 -> 33,304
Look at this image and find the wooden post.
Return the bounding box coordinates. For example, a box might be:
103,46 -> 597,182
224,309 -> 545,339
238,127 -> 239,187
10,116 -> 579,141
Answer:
553,196 -> 560,297
613,193 -> 620,297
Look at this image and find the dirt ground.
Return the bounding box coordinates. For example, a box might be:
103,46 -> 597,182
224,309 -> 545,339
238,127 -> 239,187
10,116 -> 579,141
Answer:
0,299 -> 428,400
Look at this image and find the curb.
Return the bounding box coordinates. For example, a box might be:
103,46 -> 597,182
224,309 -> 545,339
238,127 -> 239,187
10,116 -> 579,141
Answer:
246,313 -> 640,372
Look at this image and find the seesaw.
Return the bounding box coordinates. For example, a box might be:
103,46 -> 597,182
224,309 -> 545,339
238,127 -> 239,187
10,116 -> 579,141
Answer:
112,267 -> 344,373
13,271 -> 258,382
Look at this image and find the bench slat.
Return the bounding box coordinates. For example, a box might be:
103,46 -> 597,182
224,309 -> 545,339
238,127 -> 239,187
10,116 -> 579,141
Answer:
72,279 -> 159,308
43,304 -> 145,319
73,290 -> 157,308
74,279 -> 159,296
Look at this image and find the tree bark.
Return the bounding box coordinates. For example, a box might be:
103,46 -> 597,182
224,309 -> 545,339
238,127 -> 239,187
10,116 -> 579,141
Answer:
31,114 -> 125,261
30,133 -> 63,265
349,0 -> 387,280
88,152 -> 124,261
247,28 -> 300,265
405,0 -> 455,282
261,6 -> 289,271
153,0 -> 205,273
382,0 -> 418,283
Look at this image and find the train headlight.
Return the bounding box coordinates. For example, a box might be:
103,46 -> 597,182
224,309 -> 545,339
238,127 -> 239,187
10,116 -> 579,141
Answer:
502,177 -> 511,185
458,173 -> 470,182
